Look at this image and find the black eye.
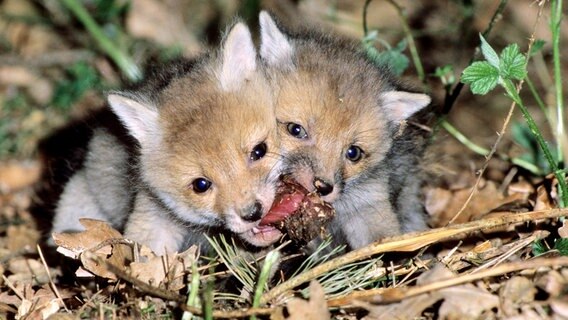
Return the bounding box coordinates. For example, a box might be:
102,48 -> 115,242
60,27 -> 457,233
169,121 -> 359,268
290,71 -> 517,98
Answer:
286,123 -> 308,139
346,145 -> 363,162
192,178 -> 212,193
250,142 -> 267,161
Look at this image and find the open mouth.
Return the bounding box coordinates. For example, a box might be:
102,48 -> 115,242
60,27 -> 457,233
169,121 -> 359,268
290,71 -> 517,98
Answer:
257,175 -> 335,244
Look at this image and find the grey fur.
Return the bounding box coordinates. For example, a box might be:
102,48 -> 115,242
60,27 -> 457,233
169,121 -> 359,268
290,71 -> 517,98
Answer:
51,23 -> 282,255
259,12 -> 431,251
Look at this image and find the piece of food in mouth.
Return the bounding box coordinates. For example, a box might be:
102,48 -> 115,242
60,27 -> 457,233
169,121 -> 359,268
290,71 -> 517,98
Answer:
259,176 -> 335,244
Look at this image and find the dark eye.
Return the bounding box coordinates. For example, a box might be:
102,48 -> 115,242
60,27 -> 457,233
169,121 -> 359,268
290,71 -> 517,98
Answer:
286,123 -> 308,139
191,178 -> 212,193
250,142 -> 267,161
346,145 -> 363,162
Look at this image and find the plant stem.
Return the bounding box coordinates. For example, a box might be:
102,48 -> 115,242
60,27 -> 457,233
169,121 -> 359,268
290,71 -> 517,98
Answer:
502,79 -> 568,206
551,0 -> 565,166
59,0 -> 142,82
441,119 -> 542,175
386,0 -> 426,84
525,77 -> 549,119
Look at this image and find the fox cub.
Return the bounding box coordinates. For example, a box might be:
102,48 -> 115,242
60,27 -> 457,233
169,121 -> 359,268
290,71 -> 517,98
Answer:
258,12 -> 432,250
51,22 -> 283,255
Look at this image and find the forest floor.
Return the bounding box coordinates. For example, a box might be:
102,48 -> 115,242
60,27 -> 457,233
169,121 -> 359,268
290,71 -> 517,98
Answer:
1,0 -> 568,319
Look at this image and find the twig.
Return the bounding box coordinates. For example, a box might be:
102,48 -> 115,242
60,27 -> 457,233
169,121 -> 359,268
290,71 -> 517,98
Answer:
443,0 -> 508,114
37,245 -> 69,312
2,275 -> 25,300
334,256 -> 568,305
83,251 -> 185,303
261,208 -> 568,304
447,2 -> 545,225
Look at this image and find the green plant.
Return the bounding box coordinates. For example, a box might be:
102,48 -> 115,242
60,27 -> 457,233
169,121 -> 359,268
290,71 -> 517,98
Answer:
461,33 -> 567,207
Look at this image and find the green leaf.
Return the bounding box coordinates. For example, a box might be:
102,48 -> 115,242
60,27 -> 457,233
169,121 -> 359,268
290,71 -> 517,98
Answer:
364,40 -> 409,76
529,39 -> 546,57
554,238 -> 568,256
479,34 -> 500,68
500,44 -> 527,81
461,61 -> 499,95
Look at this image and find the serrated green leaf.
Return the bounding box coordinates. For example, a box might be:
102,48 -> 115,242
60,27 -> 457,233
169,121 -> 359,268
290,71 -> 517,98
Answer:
462,61 -> 499,95
554,238 -> 568,256
500,44 -> 527,81
529,39 -> 546,56
479,34 -> 500,68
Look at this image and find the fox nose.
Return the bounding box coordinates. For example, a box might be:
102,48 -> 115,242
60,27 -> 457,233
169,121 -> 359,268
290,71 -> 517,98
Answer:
242,201 -> 263,222
314,178 -> 333,196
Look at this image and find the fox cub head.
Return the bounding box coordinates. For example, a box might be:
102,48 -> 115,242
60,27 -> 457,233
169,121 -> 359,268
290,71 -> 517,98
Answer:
258,12 -> 431,204
108,23 -> 281,248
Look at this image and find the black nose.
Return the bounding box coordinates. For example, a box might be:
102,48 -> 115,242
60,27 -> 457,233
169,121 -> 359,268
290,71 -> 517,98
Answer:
242,201 -> 263,222
314,178 -> 333,196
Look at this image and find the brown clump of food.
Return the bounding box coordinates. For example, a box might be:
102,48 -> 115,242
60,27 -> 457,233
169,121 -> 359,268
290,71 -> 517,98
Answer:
260,176 -> 335,244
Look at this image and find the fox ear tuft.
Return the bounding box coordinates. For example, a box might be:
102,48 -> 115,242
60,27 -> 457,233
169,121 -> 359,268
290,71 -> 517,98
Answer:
381,91 -> 431,122
108,93 -> 159,145
219,22 -> 257,91
259,11 -> 293,67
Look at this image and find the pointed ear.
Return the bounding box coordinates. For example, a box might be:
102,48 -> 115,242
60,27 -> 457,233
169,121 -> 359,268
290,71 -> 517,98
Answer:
107,92 -> 159,145
381,91 -> 431,122
259,11 -> 294,67
219,22 -> 257,91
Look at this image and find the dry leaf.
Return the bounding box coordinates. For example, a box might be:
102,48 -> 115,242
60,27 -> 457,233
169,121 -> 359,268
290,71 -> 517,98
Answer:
500,276 -> 537,317
7,258 -> 49,285
437,285 -> 498,320
7,224 -> 40,252
53,219 -> 133,280
425,180 -> 526,226
286,281 -> 330,320
359,293 -> 442,320
129,246 -> 197,291
558,220 -> 568,239
534,184 -> 555,211
361,264 -> 498,320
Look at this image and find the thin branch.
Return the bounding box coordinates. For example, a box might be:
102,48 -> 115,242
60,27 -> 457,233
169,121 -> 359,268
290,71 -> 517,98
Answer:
348,257 -> 568,304
261,208 -> 568,304
443,0 -> 508,114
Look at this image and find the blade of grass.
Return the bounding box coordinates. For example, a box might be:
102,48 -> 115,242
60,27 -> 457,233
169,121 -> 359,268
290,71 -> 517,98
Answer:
59,0 -> 142,81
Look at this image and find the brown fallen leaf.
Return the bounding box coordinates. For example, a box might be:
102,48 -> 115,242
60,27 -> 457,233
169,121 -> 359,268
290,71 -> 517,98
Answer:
359,264 -> 498,320
7,258 -> 49,285
129,246 -> 198,291
53,219 -> 133,280
500,276 -> 537,317
425,179 -> 528,226
285,281 -> 330,320
7,224 -> 40,252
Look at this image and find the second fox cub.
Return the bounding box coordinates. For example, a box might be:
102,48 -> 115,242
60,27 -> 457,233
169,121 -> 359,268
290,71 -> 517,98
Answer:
258,12 -> 432,250
52,23 -> 283,254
